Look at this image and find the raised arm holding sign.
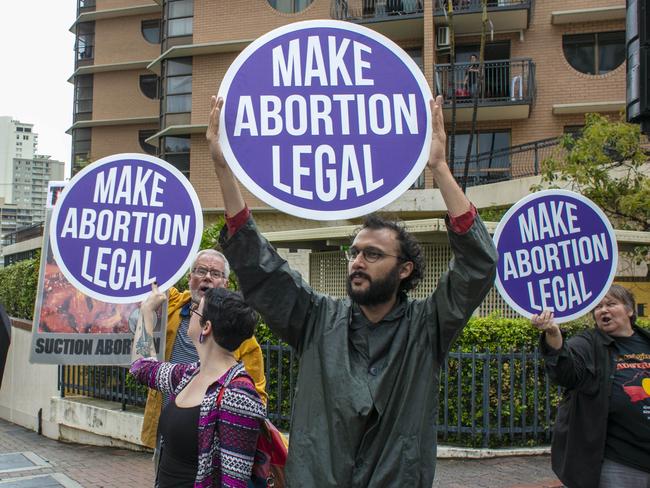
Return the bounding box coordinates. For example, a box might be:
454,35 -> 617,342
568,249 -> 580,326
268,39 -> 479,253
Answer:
209,95 -> 470,218
207,91 -> 497,487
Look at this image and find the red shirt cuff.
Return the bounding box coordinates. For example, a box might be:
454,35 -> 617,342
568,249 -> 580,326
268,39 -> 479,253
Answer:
448,205 -> 477,234
225,206 -> 251,236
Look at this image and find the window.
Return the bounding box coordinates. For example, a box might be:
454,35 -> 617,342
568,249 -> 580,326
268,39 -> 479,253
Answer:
142,19 -> 161,44
562,31 -> 625,75
76,22 -> 95,61
164,58 -> 192,113
410,172 -> 425,189
74,75 -> 93,116
405,47 -> 423,72
23,135 -> 28,140
450,131 -> 511,184
167,0 -> 193,37
139,130 -> 158,155
267,0 -> 313,13
72,128 -> 91,174
139,74 -> 158,99
163,135 -> 190,178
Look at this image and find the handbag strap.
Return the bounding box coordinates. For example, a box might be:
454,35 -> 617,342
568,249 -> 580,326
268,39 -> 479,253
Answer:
216,375 -> 255,407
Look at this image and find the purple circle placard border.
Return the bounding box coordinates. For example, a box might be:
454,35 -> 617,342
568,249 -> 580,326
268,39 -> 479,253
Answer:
493,189 -> 618,323
49,153 -> 203,304
218,19 -> 433,221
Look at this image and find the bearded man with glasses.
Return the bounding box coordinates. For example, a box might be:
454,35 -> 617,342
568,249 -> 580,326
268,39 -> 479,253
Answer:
140,249 -> 267,472
207,95 -> 498,487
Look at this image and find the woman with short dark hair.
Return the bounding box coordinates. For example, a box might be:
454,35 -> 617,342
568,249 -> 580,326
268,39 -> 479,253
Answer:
532,284 -> 650,488
130,284 -> 265,487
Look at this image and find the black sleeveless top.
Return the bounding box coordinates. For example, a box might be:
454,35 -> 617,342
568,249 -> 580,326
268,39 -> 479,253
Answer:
157,400 -> 201,487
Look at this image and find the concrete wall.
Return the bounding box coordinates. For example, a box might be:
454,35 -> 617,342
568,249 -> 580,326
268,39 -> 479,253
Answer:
0,320 -> 59,438
0,319 -> 147,451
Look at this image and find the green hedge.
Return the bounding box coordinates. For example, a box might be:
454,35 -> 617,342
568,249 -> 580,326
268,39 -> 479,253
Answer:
3,253 -> 649,447
259,314 -> 650,446
0,254 -> 40,320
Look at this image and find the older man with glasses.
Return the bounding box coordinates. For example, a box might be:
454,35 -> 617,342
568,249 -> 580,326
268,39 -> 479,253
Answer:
140,249 -> 267,464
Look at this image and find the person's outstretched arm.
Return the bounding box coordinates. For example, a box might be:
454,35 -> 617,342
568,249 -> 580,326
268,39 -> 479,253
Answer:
532,310 -> 594,391
131,283 -> 166,362
206,95 -> 330,352
428,96 -> 471,218
130,284 -> 189,394
206,95 -> 246,218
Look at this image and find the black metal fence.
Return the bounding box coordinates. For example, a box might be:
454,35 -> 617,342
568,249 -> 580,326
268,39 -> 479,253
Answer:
58,343 -> 561,447
439,346 -> 561,447
331,0 -> 424,21
434,0 -> 532,14
435,59 -> 536,107
448,136 -> 561,187
58,364 -> 148,410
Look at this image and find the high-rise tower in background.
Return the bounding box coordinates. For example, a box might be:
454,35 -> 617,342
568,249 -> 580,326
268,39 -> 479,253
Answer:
0,117 -> 65,239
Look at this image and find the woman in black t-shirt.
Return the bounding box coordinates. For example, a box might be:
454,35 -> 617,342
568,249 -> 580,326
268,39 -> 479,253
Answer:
531,285 -> 650,488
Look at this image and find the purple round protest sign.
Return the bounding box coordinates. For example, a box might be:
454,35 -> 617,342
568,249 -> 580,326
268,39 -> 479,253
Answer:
493,190 -> 618,323
218,20 -> 432,220
50,154 -> 203,304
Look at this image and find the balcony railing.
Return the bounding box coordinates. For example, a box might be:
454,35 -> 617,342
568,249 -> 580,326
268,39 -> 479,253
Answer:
331,0 -> 424,21
434,0 -> 531,15
435,59 -> 535,106
449,136 -> 560,188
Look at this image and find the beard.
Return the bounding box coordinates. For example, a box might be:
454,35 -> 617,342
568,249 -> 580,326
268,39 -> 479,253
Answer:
347,265 -> 401,306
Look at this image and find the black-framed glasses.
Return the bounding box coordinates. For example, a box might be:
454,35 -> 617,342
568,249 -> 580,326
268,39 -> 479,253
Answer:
345,246 -> 404,263
192,266 -> 227,279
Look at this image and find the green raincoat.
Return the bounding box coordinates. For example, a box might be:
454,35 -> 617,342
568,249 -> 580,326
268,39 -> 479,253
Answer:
221,216 -> 497,488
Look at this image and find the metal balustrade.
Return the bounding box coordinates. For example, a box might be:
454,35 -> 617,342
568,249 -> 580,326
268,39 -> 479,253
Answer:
435,59 -> 536,106
434,0 -> 532,14
449,136 -> 561,188
331,0 -> 424,21
58,343 -> 562,447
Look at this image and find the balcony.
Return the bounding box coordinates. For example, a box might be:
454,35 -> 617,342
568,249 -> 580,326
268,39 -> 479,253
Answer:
331,0 -> 424,41
434,0 -> 532,34
449,137 -> 560,188
434,58 -> 535,122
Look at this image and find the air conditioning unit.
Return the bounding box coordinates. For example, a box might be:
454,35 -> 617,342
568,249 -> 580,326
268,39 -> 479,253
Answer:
436,26 -> 451,49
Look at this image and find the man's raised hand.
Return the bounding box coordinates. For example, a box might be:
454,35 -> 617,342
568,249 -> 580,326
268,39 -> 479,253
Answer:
206,96 -> 227,171
427,96 -> 448,173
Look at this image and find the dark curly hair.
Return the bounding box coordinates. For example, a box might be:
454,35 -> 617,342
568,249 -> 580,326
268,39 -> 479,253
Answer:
200,288 -> 258,352
355,214 -> 425,294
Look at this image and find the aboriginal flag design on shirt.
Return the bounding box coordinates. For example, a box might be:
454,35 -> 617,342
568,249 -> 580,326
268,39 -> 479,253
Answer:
604,332 -> 650,473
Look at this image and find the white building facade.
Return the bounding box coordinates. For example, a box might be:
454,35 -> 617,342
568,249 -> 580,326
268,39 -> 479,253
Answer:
0,116 -> 38,204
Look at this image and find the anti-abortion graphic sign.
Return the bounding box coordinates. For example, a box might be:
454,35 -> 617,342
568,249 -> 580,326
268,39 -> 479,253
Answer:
50,153 -> 203,304
31,208 -> 167,365
218,20 -> 432,220
494,190 -> 618,323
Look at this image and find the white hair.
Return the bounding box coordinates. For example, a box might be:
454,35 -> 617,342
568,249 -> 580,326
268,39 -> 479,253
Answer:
191,249 -> 230,278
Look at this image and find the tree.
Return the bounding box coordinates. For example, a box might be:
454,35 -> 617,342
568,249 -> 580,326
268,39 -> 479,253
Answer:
537,113 -> 649,273
461,0 -> 488,192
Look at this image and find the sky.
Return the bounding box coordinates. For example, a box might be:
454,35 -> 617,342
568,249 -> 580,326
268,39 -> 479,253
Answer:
0,2 -> 76,177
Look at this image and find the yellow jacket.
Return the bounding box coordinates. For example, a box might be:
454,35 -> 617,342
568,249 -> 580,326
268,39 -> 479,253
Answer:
140,287 -> 268,448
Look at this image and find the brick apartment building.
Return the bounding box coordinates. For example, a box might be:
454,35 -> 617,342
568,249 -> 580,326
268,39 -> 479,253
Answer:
68,0 -> 627,236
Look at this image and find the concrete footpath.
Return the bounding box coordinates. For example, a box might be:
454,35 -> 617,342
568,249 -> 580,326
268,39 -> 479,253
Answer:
0,418 -> 561,487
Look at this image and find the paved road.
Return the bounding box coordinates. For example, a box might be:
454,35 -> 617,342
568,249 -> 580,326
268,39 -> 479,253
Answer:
0,418 -> 561,487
